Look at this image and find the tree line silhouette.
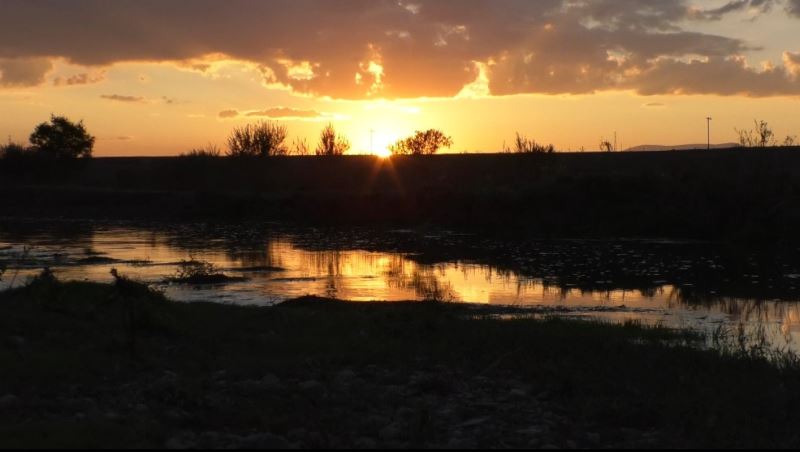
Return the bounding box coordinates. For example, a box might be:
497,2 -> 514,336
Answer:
3,115 -> 799,161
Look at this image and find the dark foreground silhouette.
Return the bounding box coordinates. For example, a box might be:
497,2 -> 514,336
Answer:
3,148 -> 800,241
1,273 -> 800,448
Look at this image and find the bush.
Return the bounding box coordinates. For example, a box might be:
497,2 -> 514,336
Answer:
736,120 -> 777,148
503,132 -> 554,154
227,121 -> 288,157
291,137 -> 310,156
0,142 -> 30,160
390,129 -> 453,155
29,115 -> 95,158
315,123 -> 350,156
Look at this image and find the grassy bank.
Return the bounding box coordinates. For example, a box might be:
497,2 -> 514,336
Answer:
3,148 -> 800,240
1,273 -> 800,448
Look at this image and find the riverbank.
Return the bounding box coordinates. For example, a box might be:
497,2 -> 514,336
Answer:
1,273 -> 799,448
3,148 -> 800,240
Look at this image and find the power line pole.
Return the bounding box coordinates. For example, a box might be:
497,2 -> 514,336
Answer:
706,117 -> 712,150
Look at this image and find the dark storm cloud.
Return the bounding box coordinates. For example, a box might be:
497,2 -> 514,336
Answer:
788,0 -> 800,16
0,0 -> 797,97
0,57 -> 53,87
691,0 -> 778,20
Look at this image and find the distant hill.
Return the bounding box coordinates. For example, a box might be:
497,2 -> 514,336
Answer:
624,143 -> 739,152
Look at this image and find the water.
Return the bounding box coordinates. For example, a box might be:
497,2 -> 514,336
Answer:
2,219 -> 800,351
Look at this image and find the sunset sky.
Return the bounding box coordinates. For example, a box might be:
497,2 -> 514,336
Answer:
1,0 -> 799,156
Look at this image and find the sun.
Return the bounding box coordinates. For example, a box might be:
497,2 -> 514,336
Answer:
368,129 -> 401,158
374,147 -> 392,158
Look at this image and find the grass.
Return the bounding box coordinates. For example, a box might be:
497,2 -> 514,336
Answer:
4,148 -> 800,240
2,273 -> 800,447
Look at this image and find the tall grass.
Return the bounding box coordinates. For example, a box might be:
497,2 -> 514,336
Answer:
503,132 -> 554,153
180,143 -> 221,158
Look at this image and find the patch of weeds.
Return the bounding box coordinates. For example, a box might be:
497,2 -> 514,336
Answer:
166,259 -> 246,285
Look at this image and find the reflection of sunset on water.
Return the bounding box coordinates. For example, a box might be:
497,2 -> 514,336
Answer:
3,225 -> 800,351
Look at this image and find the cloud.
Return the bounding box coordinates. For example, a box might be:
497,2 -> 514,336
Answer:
218,107 -> 325,119
643,102 -> 665,107
789,0 -> 800,16
690,0 -> 778,20
631,56 -> 800,96
100,94 -> 146,103
785,51 -> 800,77
0,57 -> 53,87
101,94 -> 181,104
0,1 -> 798,98
53,71 -> 106,86
245,107 -> 322,119
218,109 -> 239,118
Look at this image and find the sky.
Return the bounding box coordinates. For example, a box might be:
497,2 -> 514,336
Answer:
1,0 -> 799,156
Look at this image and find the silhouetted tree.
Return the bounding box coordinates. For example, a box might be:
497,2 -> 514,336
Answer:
227,121 -> 288,157
390,129 -> 453,155
315,123 -> 350,156
29,115 -> 94,158
599,138 -> 614,152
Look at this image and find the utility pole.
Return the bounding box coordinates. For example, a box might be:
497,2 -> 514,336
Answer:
706,117 -> 712,150
614,132 -> 617,152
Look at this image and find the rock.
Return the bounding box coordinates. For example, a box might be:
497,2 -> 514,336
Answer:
238,433 -> 290,449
